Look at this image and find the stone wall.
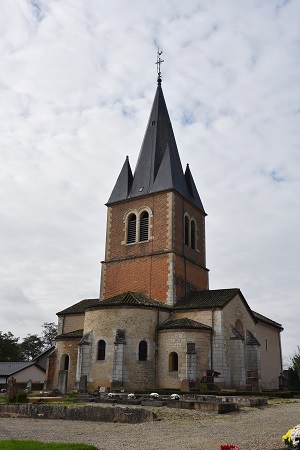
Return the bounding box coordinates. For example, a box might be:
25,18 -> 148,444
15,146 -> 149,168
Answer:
256,321 -> 282,390
168,296 -> 282,390
51,338 -> 80,392
214,295 -> 259,389
59,314 -> 84,335
82,306 -> 170,391
0,404 -> 156,423
157,329 -> 211,389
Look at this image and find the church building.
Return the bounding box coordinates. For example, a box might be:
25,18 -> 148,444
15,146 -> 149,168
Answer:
46,57 -> 283,393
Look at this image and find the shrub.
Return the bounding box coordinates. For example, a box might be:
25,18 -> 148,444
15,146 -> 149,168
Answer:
16,391 -> 28,403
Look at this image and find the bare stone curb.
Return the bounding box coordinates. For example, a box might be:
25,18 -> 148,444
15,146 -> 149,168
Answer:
0,403 -> 156,423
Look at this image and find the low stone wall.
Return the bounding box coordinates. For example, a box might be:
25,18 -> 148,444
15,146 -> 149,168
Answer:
166,400 -> 238,413
180,395 -> 268,407
0,404 -> 156,423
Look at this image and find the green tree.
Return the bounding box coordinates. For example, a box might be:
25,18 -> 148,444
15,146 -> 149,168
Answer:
287,367 -> 300,390
292,346 -> 300,376
0,331 -> 23,362
41,322 -> 57,348
20,334 -> 44,360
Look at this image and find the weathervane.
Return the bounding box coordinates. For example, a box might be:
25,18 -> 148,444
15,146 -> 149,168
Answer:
155,48 -> 164,83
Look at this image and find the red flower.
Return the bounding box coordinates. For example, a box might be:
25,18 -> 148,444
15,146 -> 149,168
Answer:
220,446 -> 241,450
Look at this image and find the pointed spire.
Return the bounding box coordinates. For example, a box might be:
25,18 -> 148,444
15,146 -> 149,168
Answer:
185,164 -> 205,213
130,83 -> 187,197
107,156 -> 133,204
107,56 -> 205,213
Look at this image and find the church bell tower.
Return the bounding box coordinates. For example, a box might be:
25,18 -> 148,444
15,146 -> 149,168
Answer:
100,52 -> 209,305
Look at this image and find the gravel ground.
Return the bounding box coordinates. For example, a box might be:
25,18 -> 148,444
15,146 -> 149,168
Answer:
0,399 -> 299,450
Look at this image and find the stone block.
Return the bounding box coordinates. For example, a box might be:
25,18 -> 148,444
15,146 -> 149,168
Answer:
141,400 -> 166,407
167,400 -> 195,409
193,401 -> 238,413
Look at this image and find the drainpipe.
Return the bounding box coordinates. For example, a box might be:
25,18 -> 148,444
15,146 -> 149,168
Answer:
154,306 -> 160,389
279,329 -> 283,375
210,307 -> 215,371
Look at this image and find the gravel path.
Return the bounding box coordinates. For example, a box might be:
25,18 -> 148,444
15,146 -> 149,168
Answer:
0,399 -> 299,449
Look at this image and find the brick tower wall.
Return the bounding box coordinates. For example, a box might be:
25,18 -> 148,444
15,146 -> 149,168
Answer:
100,190 -> 208,304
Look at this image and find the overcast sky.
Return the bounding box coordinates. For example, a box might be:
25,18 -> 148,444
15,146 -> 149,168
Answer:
0,0 -> 299,367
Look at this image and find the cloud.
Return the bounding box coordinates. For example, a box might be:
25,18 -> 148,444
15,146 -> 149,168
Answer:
0,0 -> 299,364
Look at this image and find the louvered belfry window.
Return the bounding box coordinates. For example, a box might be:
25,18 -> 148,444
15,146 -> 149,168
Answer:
127,214 -> 136,244
191,220 -> 196,250
139,211 -> 149,241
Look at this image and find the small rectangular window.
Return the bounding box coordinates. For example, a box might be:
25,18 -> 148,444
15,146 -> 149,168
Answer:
138,340 -> 147,361
98,340 -> 106,360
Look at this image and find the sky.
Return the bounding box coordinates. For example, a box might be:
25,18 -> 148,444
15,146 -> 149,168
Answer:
0,0 -> 299,367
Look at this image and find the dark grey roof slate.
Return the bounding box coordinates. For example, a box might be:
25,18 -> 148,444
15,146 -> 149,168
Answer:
57,292 -> 172,317
107,156 -> 133,204
88,291 -> 172,310
0,361 -> 35,376
107,84 -> 205,212
252,311 -> 283,330
56,329 -> 84,340
57,298 -> 99,315
184,164 -> 205,212
158,317 -> 211,330
175,289 -> 240,309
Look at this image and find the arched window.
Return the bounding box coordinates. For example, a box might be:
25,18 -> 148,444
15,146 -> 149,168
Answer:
184,215 -> 190,246
138,340 -> 147,361
139,211 -> 149,241
127,213 -> 136,244
191,220 -> 196,250
60,354 -> 69,371
97,340 -> 106,361
169,352 -> 178,372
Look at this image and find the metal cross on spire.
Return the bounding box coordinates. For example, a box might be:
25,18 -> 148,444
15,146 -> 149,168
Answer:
155,48 -> 164,84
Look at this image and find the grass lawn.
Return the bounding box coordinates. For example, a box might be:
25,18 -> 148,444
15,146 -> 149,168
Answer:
0,442 -> 98,450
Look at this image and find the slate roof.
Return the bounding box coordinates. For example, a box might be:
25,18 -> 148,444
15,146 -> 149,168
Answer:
57,292 -> 172,316
106,156 -> 133,204
175,288 -> 241,309
253,311 -> 283,330
158,317 -> 212,330
107,82 -> 205,212
87,291 -> 172,311
0,361 -> 41,377
57,298 -> 99,315
56,329 -> 84,340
